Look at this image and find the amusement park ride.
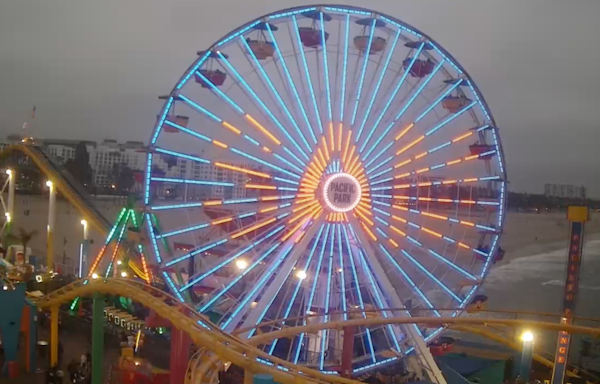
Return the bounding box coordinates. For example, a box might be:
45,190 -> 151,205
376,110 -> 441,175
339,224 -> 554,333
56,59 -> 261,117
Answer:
0,4 -> 596,384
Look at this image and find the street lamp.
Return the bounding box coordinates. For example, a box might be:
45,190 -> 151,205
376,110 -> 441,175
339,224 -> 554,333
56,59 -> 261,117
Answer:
92,273 -> 99,279
121,271 -> 128,278
46,180 -> 53,188
519,331 -> 535,382
5,169 -> 12,175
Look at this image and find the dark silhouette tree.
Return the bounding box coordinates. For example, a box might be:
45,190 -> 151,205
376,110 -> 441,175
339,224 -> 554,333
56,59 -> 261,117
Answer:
64,142 -> 93,187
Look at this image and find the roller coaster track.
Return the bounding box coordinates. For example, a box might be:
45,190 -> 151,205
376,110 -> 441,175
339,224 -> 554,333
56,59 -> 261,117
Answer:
0,144 -> 147,280
30,279 -> 600,384
29,278 -> 364,384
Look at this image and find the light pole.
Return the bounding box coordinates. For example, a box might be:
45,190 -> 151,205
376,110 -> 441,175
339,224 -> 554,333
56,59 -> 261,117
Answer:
6,169 -> 15,233
519,331 -> 534,383
79,219 -> 89,278
46,181 -> 56,270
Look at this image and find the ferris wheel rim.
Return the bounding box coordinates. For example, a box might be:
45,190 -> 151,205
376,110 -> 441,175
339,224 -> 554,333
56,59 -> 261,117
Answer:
144,3 -> 508,374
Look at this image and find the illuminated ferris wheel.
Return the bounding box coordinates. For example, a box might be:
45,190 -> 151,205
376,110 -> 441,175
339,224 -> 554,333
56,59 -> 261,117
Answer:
144,4 -> 507,375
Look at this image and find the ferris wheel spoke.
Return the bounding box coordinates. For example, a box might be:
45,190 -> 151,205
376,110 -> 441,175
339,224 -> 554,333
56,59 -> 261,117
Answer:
371,211 -> 479,281
178,223 -> 287,291
346,223 -> 412,353
265,24 -> 318,146
376,124 -> 489,177
376,243 -> 441,317
352,19 -> 377,138
291,16 -> 324,135
164,98 -> 304,179
292,223 -> 331,364
267,223 -> 326,355
368,147 -> 498,186
234,215 -> 323,336
366,97 -> 478,176
363,59 -> 445,167
192,71 -> 307,171
239,37 -> 313,155
216,51 -> 311,162
356,28 -> 401,149
199,241 -> 282,313
341,224 -> 377,361
359,43 -> 424,160
168,211 -> 288,270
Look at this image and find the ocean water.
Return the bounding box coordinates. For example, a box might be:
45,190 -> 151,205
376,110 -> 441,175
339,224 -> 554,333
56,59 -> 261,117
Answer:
474,239 -> 600,358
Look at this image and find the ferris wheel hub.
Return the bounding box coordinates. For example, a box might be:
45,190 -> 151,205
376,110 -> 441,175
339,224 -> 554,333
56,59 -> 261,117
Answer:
321,172 -> 362,213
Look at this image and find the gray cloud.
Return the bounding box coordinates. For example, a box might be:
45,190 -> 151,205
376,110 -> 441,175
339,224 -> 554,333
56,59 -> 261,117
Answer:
1,0 -> 599,196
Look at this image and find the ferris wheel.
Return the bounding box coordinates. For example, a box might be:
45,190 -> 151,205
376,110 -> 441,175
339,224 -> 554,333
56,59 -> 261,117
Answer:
145,4 -> 507,375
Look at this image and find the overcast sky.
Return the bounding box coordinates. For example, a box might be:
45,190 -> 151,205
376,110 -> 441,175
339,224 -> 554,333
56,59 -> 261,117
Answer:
1,0 -> 599,197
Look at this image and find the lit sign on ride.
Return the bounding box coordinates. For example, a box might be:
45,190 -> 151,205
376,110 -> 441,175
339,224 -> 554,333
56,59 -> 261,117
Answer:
322,173 -> 361,213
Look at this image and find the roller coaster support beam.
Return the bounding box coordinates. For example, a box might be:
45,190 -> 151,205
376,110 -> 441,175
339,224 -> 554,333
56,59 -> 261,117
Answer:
46,180 -> 56,270
50,304 -> 59,367
551,206 -> 589,384
6,169 -> 15,233
170,326 -> 191,384
346,215 -> 447,384
92,293 -> 105,384
341,326 -> 356,378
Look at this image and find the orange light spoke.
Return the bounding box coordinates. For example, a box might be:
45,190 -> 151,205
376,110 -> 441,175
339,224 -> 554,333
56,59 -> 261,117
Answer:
321,136 -> 330,161
389,239 -> 399,247
421,227 -> 442,238
204,200 -> 222,206
390,225 -> 406,237
328,123 -> 335,152
361,222 -> 377,241
394,159 -> 412,169
316,150 -> 327,170
222,121 -> 241,135
231,218 -> 276,239
452,131 -> 472,142
215,162 -> 271,178
245,114 -> 281,145
395,123 -> 415,141
355,209 -> 374,226
246,184 -> 276,190
342,130 -> 352,163
212,217 -> 233,225
337,123 -> 343,151
259,205 -> 279,213
396,135 -> 424,155
212,140 -> 228,149
345,145 -> 356,171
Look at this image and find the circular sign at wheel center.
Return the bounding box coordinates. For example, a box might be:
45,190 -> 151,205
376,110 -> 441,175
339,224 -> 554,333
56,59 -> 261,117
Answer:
322,173 -> 362,213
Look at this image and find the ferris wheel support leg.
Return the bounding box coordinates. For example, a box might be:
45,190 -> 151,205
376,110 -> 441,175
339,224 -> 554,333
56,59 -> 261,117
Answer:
50,305 -> 59,367
231,218 -> 324,337
347,216 -> 447,384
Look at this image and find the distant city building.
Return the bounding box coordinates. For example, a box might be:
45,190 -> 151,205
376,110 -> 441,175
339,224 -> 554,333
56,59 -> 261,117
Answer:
544,183 -> 586,199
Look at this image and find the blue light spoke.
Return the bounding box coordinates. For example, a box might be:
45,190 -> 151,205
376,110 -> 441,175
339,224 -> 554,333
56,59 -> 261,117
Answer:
337,224 -> 347,321
357,28 -> 401,153
150,177 -> 234,187
352,19 -> 377,135
360,44 -> 426,159
293,224 -> 331,364
399,248 -> 462,302
268,224 -> 325,355
320,12 -> 333,122
194,71 -> 245,115
230,148 -> 301,180
220,245 -> 294,329
292,16 -> 323,134
265,24 -> 317,145
341,225 -> 377,362
339,14 -> 350,122
217,51 -> 310,162
377,243 -> 441,317
240,37 -> 313,155
424,101 -> 477,136
154,147 -> 210,164
179,225 -> 286,290
319,225 -> 336,370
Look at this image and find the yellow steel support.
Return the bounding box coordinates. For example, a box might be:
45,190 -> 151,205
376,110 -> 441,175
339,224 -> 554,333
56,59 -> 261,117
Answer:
29,278 -> 600,384
0,145 -> 146,280
50,304 -> 59,367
